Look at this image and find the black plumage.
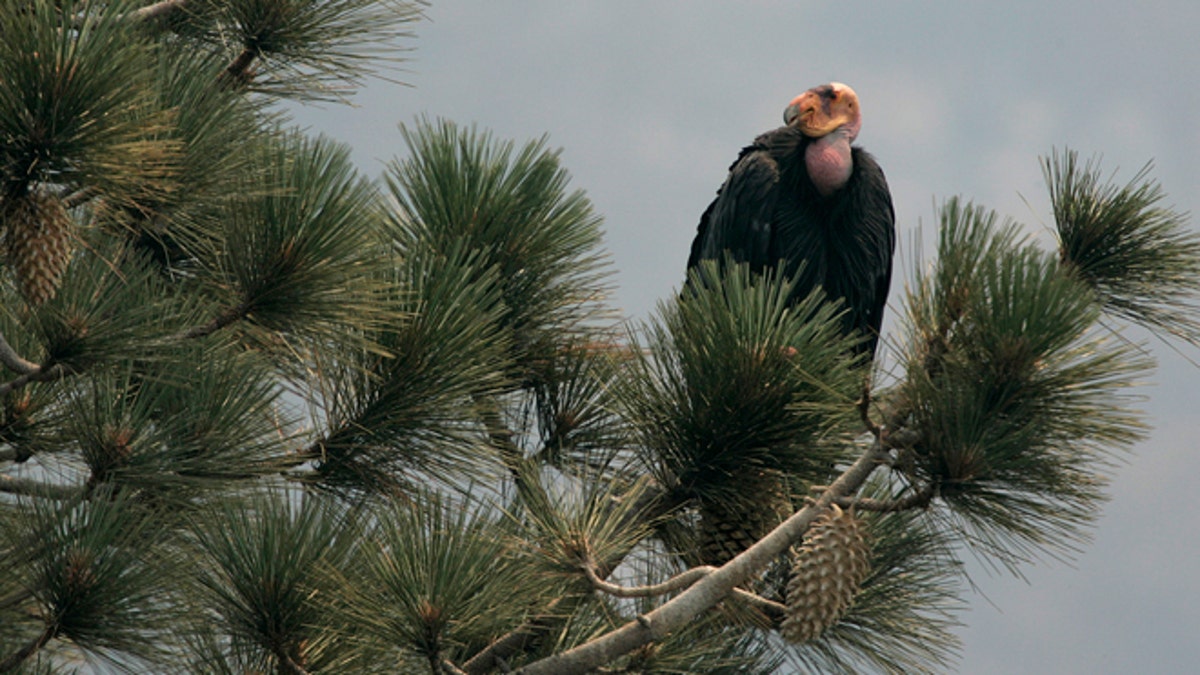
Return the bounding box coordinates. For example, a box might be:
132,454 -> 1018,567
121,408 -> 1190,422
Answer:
687,108 -> 895,359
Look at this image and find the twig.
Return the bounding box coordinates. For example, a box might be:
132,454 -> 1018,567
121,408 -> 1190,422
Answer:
0,364 -> 68,398
729,588 -> 787,625
223,47 -> 259,85
0,622 -> 55,673
440,659 -> 469,675
0,333 -> 38,375
462,618 -> 552,675
831,484 -> 935,513
857,383 -> 881,438
584,562 -> 717,599
274,648 -> 311,675
181,302 -> 252,340
515,439 -> 891,675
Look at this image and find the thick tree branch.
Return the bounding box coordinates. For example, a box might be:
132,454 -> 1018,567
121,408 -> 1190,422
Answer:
131,0 -> 188,21
515,441 -> 890,675
0,474 -> 83,500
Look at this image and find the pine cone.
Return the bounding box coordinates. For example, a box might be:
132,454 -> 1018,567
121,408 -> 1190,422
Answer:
697,468 -> 793,566
3,189 -> 74,305
780,504 -> 870,643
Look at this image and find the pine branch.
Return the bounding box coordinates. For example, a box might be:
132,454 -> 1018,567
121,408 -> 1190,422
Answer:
0,622 -> 55,674
516,440 -> 891,675
475,395 -> 526,479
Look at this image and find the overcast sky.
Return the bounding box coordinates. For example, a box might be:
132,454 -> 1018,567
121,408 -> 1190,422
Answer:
291,2 -> 1200,672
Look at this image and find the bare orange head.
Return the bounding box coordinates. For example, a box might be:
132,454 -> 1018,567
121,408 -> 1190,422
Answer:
783,82 -> 862,140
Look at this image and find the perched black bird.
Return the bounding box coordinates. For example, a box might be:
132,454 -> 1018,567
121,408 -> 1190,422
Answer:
688,82 -> 895,358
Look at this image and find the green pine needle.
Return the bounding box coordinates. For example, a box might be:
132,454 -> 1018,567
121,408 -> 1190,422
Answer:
342,490 -> 539,665
308,243 -> 512,496
901,198 -> 1151,572
214,131 -> 399,344
527,336 -> 631,472
0,0 -> 179,203
1046,149 -> 1200,342
385,118 -> 615,358
2,492 -> 180,669
188,490 -> 363,673
172,0 -> 426,101
512,469 -> 662,590
22,245 -> 200,369
623,261 -> 863,505
67,356 -> 288,500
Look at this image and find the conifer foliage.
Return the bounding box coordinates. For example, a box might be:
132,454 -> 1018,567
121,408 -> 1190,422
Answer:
2,2 -> 1198,673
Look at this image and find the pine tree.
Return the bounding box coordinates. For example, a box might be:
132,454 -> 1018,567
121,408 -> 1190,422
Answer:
2,2 -> 1199,674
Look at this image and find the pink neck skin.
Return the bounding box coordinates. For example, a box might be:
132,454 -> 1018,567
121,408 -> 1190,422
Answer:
804,126 -> 855,196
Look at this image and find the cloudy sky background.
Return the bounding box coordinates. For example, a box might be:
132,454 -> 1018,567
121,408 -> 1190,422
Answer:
291,2 -> 1199,672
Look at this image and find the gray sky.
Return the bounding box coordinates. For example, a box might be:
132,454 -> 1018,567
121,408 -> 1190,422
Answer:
292,2 -> 1200,672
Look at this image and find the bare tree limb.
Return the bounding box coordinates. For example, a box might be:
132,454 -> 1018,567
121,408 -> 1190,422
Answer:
131,0 -> 188,21
515,440 -> 891,675
0,474 -> 83,500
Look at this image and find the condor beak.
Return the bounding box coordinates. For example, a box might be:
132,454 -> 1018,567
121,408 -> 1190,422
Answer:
783,94 -> 814,128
